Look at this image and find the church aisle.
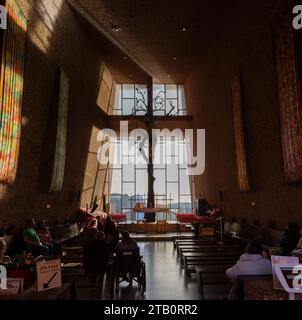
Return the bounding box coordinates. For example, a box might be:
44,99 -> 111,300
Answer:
114,241 -> 200,300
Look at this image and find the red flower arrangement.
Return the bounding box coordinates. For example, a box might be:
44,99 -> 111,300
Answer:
6,253 -> 38,290
7,253 -> 37,271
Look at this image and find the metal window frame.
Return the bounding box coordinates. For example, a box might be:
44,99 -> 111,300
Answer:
104,83 -> 191,217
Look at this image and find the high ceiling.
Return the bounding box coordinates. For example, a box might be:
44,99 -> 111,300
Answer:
68,0 -> 284,84
70,5 -> 150,84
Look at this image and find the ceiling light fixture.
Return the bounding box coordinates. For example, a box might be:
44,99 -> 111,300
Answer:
172,57 -> 177,61
111,24 -> 122,32
167,75 -> 171,78
181,27 -> 187,32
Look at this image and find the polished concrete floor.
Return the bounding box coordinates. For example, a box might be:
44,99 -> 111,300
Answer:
76,241 -> 231,300
121,241 -> 200,300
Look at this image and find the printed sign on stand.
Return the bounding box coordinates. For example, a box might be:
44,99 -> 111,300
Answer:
0,278 -> 23,295
36,259 -> 62,292
271,256 -> 299,290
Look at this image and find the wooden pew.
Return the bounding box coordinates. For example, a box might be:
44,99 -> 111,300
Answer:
183,255 -> 238,278
177,244 -> 242,256
181,251 -> 239,264
61,246 -> 83,264
196,265 -> 233,299
174,237 -> 242,251
174,238 -> 218,247
175,240 -> 224,252
237,275 -> 274,300
61,256 -> 116,298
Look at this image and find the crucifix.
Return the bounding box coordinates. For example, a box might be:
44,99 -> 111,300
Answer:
146,77 -> 156,221
107,77 -> 192,222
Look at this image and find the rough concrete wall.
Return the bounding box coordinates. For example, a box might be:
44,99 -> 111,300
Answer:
0,0 -> 108,229
185,1 -> 302,230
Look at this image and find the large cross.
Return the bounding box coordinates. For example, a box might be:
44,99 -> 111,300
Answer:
107,77 -> 192,222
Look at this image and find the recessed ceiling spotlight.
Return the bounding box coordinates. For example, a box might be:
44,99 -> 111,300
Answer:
181,27 -> 187,32
111,24 -> 122,32
123,56 -> 128,60
172,57 -> 177,61
167,74 -> 171,78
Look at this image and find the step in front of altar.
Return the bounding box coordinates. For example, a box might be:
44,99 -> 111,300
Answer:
117,222 -> 192,234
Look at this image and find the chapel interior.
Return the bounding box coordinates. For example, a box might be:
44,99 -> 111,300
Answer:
0,0 -> 302,301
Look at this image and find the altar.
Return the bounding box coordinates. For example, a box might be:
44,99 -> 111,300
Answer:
132,207 -> 169,223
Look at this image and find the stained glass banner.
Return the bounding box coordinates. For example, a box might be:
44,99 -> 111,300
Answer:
231,76 -> 250,192
0,0 -> 27,184
274,4 -> 302,183
49,68 -> 69,193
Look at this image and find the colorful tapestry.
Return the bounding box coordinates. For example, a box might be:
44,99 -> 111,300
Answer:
231,76 -> 250,192
49,68 -> 69,193
274,4 -> 302,183
0,0 -> 27,184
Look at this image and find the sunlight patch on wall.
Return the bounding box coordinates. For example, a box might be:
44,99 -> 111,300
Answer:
96,64 -> 116,114
80,126 -> 109,208
29,0 -> 64,54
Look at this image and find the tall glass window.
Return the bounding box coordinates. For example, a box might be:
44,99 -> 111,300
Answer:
153,84 -> 187,116
101,137 -> 193,219
101,137 -> 148,219
154,133 -> 193,219
100,83 -> 192,219
111,84 -> 187,116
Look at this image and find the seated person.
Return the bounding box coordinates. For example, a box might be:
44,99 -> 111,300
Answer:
5,229 -> 27,256
0,239 -> 10,265
117,231 -> 138,252
292,237 -> 302,257
83,231 -> 109,291
23,219 -> 48,256
226,241 -> 272,300
196,194 -> 213,216
96,216 -> 104,232
104,215 -> 119,251
226,241 -> 272,279
36,221 -> 61,256
82,219 -> 98,243
0,239 -> 7,263
116,232 -> 140,283
279,222 -> 301,256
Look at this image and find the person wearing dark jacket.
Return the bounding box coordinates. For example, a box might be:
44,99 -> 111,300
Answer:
83,231 -> 109,292
103,215 -> 119,251
118,231 -> 138,252
279,223 -> 301,256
